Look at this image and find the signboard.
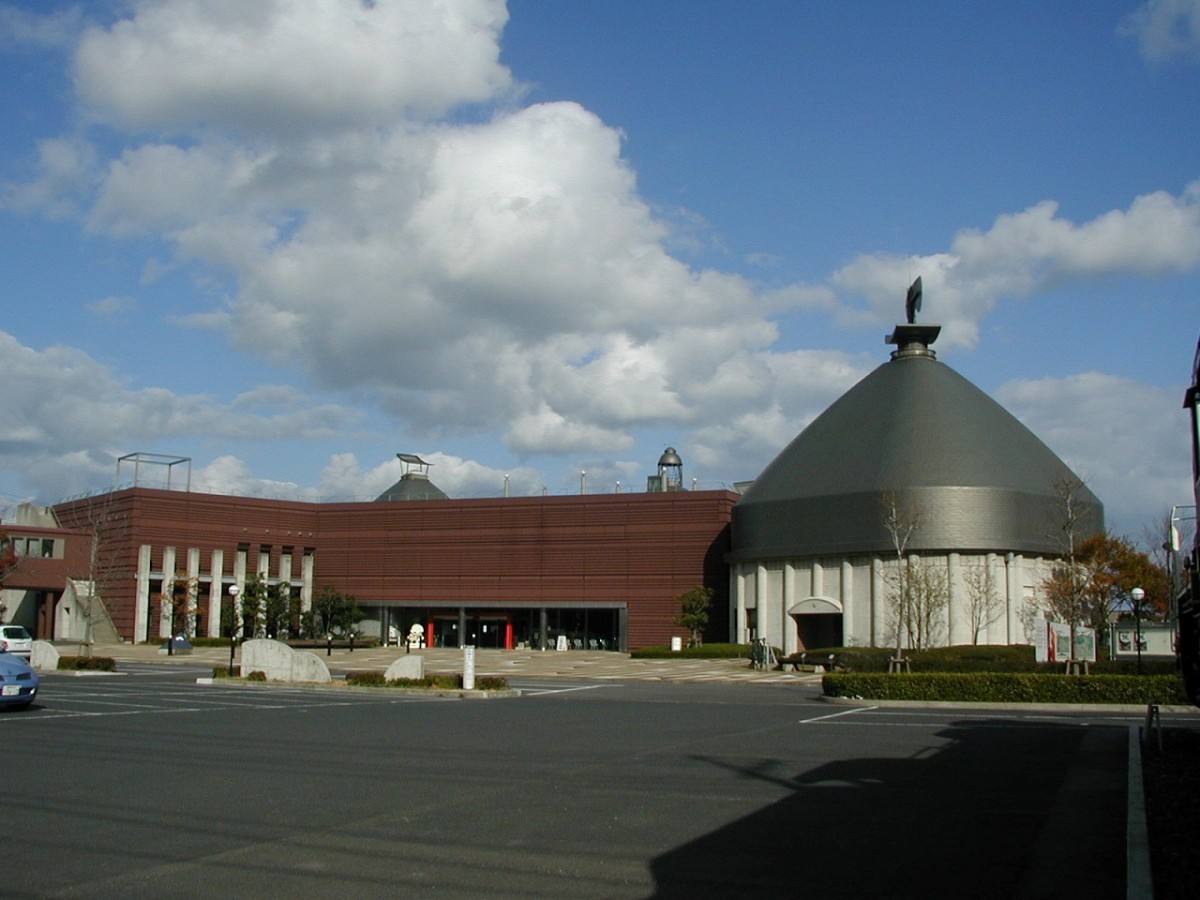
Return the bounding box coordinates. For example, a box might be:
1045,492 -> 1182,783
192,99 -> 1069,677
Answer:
1110,623 -> 1174,658
1046,622 -> 1095,662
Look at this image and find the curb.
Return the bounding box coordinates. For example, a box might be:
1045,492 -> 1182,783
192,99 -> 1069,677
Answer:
1127,726 -> 1154,900
193,676 -> 520,700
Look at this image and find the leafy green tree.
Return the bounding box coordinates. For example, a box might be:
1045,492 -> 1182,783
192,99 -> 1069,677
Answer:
240,574 -> 268,637
675,585 -> 713,647
263,581 -> 292,638
304,587 -> 364,638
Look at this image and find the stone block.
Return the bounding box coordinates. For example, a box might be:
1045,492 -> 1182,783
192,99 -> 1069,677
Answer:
240,638 -> 331,684
31,640 -> 60,671
384,655 -> 425,680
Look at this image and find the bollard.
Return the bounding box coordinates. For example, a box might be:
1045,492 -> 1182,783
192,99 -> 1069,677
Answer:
326,633 -> 332,656
463,645 -> 476,690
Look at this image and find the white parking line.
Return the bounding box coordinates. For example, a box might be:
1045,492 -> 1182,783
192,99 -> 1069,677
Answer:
799,705 -> 878,724
517,683 -> 617,696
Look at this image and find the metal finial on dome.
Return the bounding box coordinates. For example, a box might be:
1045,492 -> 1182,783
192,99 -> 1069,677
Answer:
905,276 -> 922,324
887,276 -> 940,359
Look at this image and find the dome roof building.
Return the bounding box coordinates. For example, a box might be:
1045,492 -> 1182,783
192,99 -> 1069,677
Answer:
375,454 -> 449,502
728,296 -> 1103,653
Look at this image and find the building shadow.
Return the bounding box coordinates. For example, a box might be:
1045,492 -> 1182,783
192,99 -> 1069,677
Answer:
646,718 -> 1126,899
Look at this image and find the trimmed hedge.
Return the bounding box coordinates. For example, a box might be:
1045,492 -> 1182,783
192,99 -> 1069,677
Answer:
823,671 -> 1188,705
344,670 -> 508,691
57,655 -> 116,671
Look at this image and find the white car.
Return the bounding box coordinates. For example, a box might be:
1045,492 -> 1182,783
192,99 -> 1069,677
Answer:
0,625 -> 32,659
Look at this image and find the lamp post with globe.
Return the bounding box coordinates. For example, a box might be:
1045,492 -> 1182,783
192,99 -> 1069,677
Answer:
1130,586 -> 1146,675
227,584 -> 241,676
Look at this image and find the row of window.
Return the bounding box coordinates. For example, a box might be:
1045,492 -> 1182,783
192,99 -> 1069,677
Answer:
5,537 -> 56,558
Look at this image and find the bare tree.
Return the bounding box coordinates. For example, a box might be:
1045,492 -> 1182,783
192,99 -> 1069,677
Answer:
1040,476 -> 1095,660
963,558 -> 1004,645
76,493 -> 127,655
881,491 -> 921,665
900,556 -> 949,651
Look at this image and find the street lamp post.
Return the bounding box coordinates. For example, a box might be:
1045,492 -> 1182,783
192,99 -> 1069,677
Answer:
1131,586 -> 1146,675
228,584 -> 241,676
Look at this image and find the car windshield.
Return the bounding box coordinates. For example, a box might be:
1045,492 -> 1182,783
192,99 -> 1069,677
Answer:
2,627 -> 30,639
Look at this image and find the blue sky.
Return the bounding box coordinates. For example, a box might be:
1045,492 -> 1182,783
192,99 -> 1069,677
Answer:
1,0 -> 1198,540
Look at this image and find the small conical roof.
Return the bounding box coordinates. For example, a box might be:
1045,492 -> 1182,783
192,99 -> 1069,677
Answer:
375,472 -> 449,502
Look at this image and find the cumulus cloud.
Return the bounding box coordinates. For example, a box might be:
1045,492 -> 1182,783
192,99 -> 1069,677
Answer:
3,0 -> 1198,526
996,372 -> 1193,534
0,4 -> 84,49
73,0 -> 515,134
1119,0 -> 1200,64
0,329 -> 362,501
833,181 -> 1200,348
309,450 -> 543,501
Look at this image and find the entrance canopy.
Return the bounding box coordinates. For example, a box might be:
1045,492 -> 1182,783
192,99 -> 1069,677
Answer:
788,597 -> 843,616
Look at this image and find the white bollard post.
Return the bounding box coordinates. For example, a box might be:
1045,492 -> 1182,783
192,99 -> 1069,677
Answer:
463,645 -> 475,690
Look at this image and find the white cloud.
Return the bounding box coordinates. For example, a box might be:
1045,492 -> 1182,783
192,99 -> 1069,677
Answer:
2,137 -> 97,219
73,0 -> 515,134
87,295 -> 137,316
311,450 -> 543,500
833,181 -> 1200,348
996,371 -> 1193,534
1120,0 -> 1200,64
0,5 -> 84,49
5,0 -> 1198,534
0,330 -> 363,501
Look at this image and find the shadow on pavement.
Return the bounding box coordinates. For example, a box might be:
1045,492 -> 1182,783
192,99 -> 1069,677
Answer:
647,719 -> 1127,899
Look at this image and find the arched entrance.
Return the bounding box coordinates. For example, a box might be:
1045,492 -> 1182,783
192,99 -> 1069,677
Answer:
788,597 -> 843,650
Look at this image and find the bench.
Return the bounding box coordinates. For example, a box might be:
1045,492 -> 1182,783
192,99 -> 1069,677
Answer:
778,652 -> 838,672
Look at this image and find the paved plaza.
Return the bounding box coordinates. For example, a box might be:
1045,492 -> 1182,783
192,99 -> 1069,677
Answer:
83,641 -> 818,684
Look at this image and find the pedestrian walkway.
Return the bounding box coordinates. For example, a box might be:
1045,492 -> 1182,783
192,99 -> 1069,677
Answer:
76,642 -> 821,684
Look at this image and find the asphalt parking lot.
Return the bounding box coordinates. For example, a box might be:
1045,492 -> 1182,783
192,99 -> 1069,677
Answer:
4,663 -> 1182,899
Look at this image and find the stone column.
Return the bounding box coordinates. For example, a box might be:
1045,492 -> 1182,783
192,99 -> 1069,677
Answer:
160,546 -> 177,639
841,559 -> 854,645
947,552 -> 961,645
135,544 -> 152,643
782,561 -> 796,655
186,548 -> 200,637
208,549 -> 224,638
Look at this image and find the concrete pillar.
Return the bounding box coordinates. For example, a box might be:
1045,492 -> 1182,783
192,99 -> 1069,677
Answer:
1005,553 -> 1019,644
135,544 -> 152,643
841,559 -> 854,645
160,546 -> 177,639
186,548 -> 200,637
208,549 -> 224,638
755,563 -> 767,644
947,552 -> 961,645
871,556 -> 885,647
301,549 -> 314,613
782,561 -> 796,655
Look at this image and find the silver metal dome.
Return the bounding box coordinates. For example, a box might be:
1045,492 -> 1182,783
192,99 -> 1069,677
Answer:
731,333 -> 1103,560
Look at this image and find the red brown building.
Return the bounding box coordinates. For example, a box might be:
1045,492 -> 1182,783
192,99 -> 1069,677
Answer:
49,475 -> 737,651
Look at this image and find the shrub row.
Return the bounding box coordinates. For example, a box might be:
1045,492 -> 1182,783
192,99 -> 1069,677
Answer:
57,655 -> 116,671
798,644 -> 1178,675
344,670 -> 508,691
822,671 -> 1188,705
